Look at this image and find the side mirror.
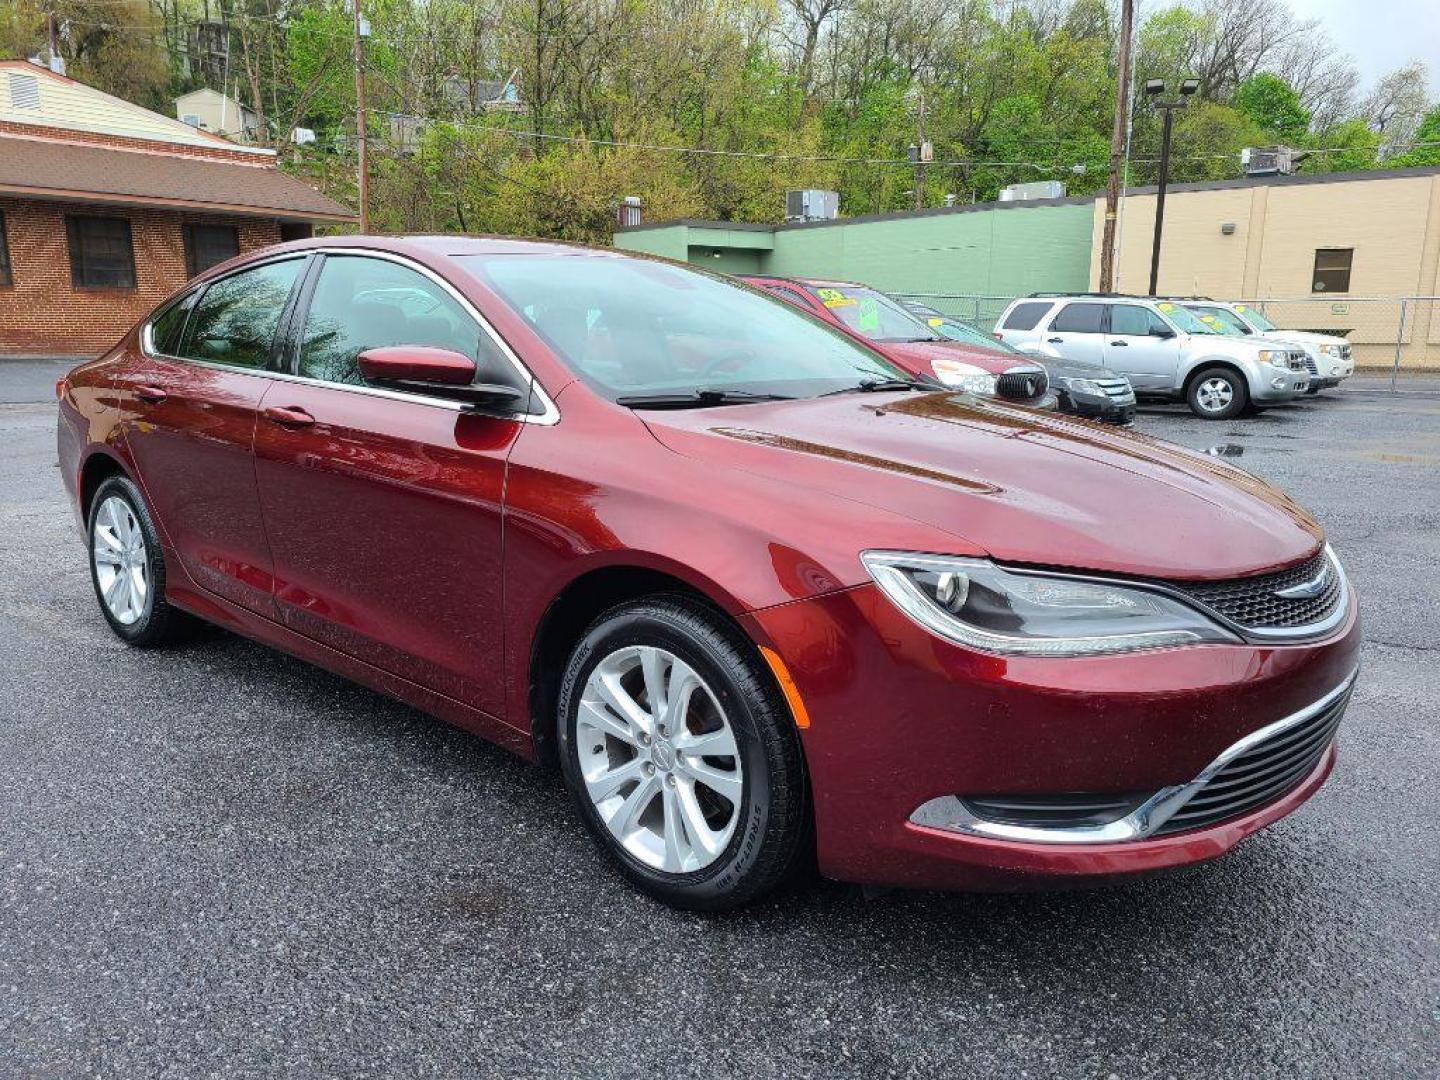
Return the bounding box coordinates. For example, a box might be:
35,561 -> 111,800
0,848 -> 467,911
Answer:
1151,326 -> 1177,339
357,346 -> 525,410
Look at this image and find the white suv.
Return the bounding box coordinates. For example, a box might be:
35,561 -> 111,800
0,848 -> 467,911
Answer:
994,294 -> 1310,420
1180,300 -> 1354,393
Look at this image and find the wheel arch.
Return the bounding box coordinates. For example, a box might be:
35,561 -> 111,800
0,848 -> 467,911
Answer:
525,563 -> 736,768
78,448 -> 132,521
1182,358 -> 1252,395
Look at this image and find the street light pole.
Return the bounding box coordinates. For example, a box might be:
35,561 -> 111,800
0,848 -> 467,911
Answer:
1097,0 -> 1134,293
352,0 -> 369,234
1144,77 -> 1199,296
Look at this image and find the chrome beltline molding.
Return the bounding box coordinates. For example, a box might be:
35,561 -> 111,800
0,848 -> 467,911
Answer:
908,668 -> 1358,845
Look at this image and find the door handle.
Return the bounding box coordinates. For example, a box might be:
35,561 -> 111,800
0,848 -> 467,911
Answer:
135,385 -> 168,403
1109,340 -> 1129,346
263,405 -> 316,428
1045,336 -> 1064,344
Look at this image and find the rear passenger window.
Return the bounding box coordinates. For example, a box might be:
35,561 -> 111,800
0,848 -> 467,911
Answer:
1110,304 -> 1168,336
298,255 -> 506,388
1050,303 -> 1105,333
1001,301 -> 1053,330
179,259 -> 303,369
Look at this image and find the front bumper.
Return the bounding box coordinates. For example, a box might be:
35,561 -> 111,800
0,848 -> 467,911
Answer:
743,580 -> 1360,892
1065,393 -> 1135,425
1252,370 -> 1309,403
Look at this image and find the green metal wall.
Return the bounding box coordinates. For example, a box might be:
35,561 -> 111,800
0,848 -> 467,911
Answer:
763,203 -> 1094,296
613,201 -> 1095,297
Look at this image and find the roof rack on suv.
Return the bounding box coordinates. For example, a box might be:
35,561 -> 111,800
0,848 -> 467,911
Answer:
1026,291 -> 1154,299
1155,295 -> 1216,302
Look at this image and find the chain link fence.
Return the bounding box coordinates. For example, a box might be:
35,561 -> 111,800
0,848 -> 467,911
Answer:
893,293 -> 1440,388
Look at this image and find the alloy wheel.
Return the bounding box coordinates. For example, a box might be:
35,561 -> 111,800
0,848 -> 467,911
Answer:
1196,377 -> 1234,414
576,645 -> 744,874
92,494 -> 149,625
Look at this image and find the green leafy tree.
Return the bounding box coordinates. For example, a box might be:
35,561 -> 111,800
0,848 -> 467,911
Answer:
1388,106 -> 1440,167
1233,73 -> 1311,142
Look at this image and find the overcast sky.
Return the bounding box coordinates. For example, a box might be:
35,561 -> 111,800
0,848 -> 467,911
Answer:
1287,0 -> 1440,96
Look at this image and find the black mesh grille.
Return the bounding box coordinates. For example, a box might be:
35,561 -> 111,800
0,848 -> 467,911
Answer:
1168,550 -> 1342,630
996,368 -> 1049,402
1302,356 -> 1319,377
1155,684 -> 1351,835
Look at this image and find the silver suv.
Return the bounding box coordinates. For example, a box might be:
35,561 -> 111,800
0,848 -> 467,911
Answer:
1179,300 -> 1354,394
995,294 -> 1310,419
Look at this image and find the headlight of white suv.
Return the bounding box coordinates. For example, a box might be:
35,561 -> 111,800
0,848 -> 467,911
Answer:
1319,344 -> 1343,359
930,357 -> 997,395
861,552 -> 1241,657
1256,349 -> 1290,368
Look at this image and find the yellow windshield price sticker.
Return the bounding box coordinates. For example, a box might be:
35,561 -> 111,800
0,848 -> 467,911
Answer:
1234,304 -> 1248,312
816,287 -> 856,308
1157,302 -> 1177,312
928,317 -> 943,327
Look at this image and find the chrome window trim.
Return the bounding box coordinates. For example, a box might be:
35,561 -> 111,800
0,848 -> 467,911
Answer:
140,246 -> 560,426
909,668 -> 1357,845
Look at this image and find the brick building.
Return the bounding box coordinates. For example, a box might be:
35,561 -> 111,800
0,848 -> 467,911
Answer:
0,60 -> 353,357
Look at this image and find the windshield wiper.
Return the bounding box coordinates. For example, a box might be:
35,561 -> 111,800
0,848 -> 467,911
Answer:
614,388 -> 795,409
819,376 -> 938,397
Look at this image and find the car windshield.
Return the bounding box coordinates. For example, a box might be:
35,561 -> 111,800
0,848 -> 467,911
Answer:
929,317 -> 1024,355
1191,305 -> 1251,335
461,255 -> 909,401
1231,303 -> 1277,331
802,284 -> 941,343
1154,300 -> 1218,335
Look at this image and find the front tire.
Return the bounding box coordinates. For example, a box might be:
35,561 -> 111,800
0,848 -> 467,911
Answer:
87,475 -> 196,647
557,597 -> 807,910
1187,367 -> 1248,420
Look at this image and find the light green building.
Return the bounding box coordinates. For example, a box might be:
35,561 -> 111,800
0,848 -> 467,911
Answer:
612,196 -> 1096,298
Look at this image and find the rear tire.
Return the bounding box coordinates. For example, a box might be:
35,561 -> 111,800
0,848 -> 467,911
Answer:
557,596 -> 808,911
1187,367 -> 1248,420
87,475 -> 197,647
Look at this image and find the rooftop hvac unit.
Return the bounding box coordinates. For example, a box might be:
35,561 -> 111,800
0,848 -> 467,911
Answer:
997,180 -> 1067,202
616,195 -> 642,228
1241,146 -> 1306,177
785,189 -> 840,222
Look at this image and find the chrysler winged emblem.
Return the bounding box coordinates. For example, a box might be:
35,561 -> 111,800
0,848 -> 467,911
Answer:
1274,565 -> 1330,600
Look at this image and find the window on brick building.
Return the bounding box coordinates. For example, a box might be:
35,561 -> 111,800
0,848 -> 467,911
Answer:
66,216 -> 136,289
183,223 -> 240,277
1312,248 -> 1353,293
0,210 -> 11,286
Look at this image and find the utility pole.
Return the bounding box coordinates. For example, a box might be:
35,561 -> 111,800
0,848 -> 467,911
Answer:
351,0 -> 369,233
1097,0 -> 1133,292
1144,78 -> 1199,295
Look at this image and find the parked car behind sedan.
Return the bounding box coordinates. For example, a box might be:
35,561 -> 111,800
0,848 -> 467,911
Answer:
902,302 -> 1135,424
995,293 -> 1311,419
741,275 -> 1054,408
58,237 -> 1358,910
1178,300 -> 1355,393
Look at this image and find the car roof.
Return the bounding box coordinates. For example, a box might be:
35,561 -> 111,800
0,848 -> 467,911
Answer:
270,234 -> 624,259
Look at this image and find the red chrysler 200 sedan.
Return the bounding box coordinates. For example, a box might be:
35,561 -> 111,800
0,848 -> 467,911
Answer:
57,236 -> 1359,910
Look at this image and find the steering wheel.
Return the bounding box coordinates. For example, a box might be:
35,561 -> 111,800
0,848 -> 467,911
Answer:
698,349 -> 753,378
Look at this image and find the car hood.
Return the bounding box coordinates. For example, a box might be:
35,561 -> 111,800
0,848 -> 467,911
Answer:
1042,359 -> 1127,382
1257,329 -> 1349,347
642,392 -> 1322,581
874,339 -> 1037,377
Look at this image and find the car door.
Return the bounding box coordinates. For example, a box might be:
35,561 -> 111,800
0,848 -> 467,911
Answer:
251,252 -> 532,716
1039,302 -> 1108,367
1104,303 -> 1182,390
112,255 -> 307,614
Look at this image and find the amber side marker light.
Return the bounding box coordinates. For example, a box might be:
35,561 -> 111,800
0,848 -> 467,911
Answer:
759,645 -> 811,729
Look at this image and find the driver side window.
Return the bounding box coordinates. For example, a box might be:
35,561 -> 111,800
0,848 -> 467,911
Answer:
298,256 -> 506,388
1110,304 -> 1169,336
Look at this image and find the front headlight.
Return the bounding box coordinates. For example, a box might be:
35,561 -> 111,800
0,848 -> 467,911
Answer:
930,357 -> 997,395
1257,349 -> 1289,368
1319,344 -> 1343,359
861,552 -> 1241,656
1062,377 -> 1104,395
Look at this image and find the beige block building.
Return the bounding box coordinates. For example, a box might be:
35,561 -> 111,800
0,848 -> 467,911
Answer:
1090,167 -> 1440,369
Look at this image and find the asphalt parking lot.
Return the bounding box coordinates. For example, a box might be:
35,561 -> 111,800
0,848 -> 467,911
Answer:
2,362 -> 1437,1078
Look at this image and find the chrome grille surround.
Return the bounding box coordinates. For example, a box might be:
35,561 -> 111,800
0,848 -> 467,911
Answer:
1163,547 -> 1347,640
908,671 -> 1357,845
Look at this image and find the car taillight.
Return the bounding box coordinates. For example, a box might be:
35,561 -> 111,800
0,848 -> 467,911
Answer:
55,378 -> 66,400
